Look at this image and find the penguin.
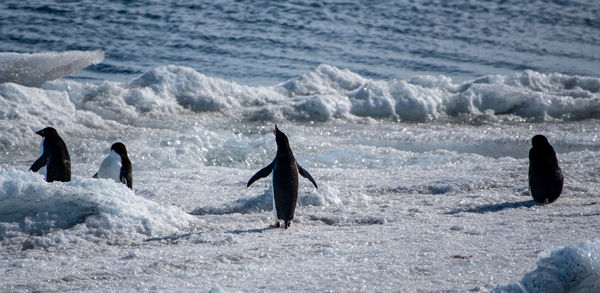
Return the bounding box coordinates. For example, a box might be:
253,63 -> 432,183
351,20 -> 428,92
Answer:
528,135 -> 563,204
247,125 -> 318,229
93,142 -> 133,189
29,127 -> 71,182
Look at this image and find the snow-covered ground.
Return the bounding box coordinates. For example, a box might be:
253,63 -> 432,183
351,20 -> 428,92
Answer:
1,52 -> 600,292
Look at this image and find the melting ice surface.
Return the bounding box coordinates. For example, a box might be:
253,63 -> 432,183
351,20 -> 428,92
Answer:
0,50 -> 104,87
1,63 -> 600,292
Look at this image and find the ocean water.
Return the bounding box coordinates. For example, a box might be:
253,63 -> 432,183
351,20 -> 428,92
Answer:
2,0 -> 599,85
1,0 -> 600,292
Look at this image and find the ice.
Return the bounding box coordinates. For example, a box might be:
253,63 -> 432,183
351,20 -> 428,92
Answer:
0,82 -> 114,151
0,50 -> 104,87
0,168 -> 199,248
494,240 -> 600,293
191,184 -> 342,215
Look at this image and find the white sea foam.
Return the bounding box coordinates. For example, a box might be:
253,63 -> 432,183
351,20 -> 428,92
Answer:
1,64 -> 598,153
63,65 -> 600,122
494,240 -> 600,293
0,50 -> 104,87
0,168 -> 199,248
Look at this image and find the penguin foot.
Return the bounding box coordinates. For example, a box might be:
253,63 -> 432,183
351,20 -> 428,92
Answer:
270,221 -> 281,228
284,221 -> 291,229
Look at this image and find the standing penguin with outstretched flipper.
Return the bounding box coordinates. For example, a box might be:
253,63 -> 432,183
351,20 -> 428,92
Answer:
528,135 -> 563,204
247,125 -> 318,229
93,142 -> 133,189
29,127 -> 71,182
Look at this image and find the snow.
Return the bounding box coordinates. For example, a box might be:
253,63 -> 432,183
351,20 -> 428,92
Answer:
494,240 -> 600,293
1,62 -> 600,291
0,168 -> 199,248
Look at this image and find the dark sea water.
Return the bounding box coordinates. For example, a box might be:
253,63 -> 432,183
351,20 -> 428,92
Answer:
2,0 -> 599,85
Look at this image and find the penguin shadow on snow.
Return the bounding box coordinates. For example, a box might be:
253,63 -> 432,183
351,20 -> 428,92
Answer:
145,232 -> 234,245
226,226 -> 276,234
444,199 -> 538,215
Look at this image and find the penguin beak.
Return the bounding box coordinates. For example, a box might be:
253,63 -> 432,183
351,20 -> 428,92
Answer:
273,124 -> 278,135
35,129 -> 44,136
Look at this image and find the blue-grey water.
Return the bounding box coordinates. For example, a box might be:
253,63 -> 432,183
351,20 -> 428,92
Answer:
2,0 -> 599,85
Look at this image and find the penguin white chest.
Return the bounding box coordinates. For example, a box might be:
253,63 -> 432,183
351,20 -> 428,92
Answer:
37,138 -> 47,177
272,169 -> 278,220
39,138 -> 45,157
97,150 -> 122,183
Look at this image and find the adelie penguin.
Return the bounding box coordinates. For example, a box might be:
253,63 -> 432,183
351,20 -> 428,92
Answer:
247,125 -> 318,229
29,127 -> 71,182
93,142 -> 133,189
529,135 -> 564,204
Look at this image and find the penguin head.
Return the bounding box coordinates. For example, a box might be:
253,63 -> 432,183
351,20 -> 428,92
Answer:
111,142 -> 128,158
273,125 -> 290,149
532,135 -> 550,148
35,127 -> 59,137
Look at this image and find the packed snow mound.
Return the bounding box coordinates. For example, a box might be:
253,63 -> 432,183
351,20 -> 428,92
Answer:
0,50 -> 104,87
494,240 -> 600,293
0,168 -> 199,248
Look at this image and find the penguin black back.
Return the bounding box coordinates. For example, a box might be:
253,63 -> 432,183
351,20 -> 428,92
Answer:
272,126 -> 299,228
528,135 -> 563,204
112,142 -> 133,189
247,125 -> 318,229
29,127 -> 71,182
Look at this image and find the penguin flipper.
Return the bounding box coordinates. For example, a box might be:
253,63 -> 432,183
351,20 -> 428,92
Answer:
247,161 -> 274,187
297,164 -> 318,189
29,154 -> 48,172
120,169 -> 133,190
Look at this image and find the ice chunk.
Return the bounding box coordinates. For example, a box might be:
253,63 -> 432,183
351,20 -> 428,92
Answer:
0,50 -> 104,87
494,240 -> 600,293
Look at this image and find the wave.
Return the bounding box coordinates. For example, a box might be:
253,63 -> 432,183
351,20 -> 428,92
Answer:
0,168 -> 199,249
1,63 -> 600,142
72,64 -> 600,121
494,240 -> 600,293
2,63 -> 599,155
0,50 -> 104,87
125,64 -> 600,122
